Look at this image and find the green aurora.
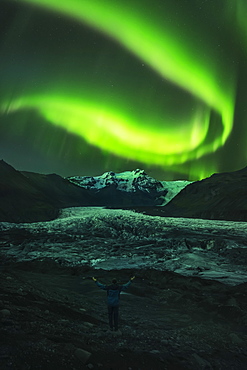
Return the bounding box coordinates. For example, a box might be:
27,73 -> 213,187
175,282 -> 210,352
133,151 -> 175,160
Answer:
0,0 -> 246,179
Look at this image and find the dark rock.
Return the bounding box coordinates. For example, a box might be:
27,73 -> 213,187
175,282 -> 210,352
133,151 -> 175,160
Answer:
0,309 -> 11,317
0,160 -> 96,223
0,160 -> 58,223
229,333 -> 244,346
191,353 -> 213,369
74,348 -> 91,363
138,166 -> 247,221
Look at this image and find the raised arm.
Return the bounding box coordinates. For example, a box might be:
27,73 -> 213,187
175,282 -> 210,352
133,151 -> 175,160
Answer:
92,277 -> 107,290
121,276 -> 135,291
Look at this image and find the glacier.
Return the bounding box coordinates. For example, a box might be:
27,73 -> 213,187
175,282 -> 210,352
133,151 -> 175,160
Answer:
1,207 -> 247,286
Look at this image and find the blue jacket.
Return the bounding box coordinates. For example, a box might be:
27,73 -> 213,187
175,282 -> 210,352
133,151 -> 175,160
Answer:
95,280 -> 132,307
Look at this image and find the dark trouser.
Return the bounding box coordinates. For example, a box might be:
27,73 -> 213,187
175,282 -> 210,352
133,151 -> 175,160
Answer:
108,305 -> 119,330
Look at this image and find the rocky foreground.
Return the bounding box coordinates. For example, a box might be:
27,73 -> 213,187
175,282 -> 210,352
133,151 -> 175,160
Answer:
0,208 -> 247,369
1,262 -> 247,370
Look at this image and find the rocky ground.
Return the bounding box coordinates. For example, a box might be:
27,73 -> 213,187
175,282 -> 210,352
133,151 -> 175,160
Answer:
1,207 -> 247,369
1,262 -> 247,370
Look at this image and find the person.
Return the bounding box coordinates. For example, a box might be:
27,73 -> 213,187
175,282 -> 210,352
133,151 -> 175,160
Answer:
92,276 -> 135,331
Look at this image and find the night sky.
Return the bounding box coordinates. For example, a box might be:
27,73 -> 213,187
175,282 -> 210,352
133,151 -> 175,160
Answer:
1,0 -> 247,180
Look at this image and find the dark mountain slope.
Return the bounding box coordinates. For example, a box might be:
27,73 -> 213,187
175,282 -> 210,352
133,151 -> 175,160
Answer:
0,160 -> 58,223
139,167 -> 247,221
0,161 -> 96,223
0,161 -> 166,222
21,171 -> 97,208
2,160 -> 247,222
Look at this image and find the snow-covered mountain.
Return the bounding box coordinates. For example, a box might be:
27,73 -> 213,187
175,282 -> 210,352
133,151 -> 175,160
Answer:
67,169 -> 190,206
0,161 -> 191,222
67,169 -> 167,207
68,169 -> 164,193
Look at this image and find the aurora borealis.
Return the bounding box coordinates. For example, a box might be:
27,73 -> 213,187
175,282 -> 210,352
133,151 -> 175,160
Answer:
0,0 -> 247,180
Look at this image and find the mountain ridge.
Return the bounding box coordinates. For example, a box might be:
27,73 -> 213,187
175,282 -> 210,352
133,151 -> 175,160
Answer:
138,166 -> 247,221
0,161 -> 169,222
0,160 -> 96,223
1,160 -> 247,223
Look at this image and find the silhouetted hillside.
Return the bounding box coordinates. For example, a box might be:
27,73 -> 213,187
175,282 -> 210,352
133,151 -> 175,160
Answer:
0,160 -> 58,222
2,160 -> 247,222
21,171 -> 97,208
0,161 -> 96,223
138,167 -> 247,221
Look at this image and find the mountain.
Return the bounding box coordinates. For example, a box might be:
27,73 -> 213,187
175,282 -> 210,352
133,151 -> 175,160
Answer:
139,167 -> 247,221
67,169 -> 168,207
21,171 -> 97,209
0,160 -> 96,223
161,179 -> 191,204
0,162 -> 173,223
3,159 -> 247,223
0,160 -> 58,223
